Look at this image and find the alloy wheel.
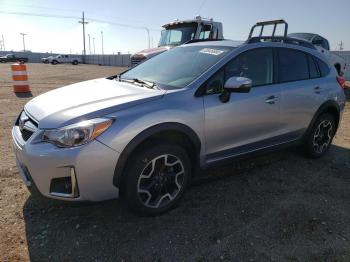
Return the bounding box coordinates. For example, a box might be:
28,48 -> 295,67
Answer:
137,154 -> 185,209
313,120 -> 333,154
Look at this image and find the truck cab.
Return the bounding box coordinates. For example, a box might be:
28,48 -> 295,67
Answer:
131,16 -> 224,66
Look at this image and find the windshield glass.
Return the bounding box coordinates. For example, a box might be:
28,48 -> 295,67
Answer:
121,45 -> 233,89
158,23 -> 197,46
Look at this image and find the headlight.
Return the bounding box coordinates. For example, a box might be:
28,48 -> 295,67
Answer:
42,118 -> 113,148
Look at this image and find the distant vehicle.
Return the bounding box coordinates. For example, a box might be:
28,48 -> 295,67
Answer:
288,33 -> 347,76
130,15 -> 224,66
47,54 -> 81,65
41,56 -> 54,64
0,54 -> 28,63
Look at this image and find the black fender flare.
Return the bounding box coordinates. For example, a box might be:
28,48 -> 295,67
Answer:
113,122 -> 201,188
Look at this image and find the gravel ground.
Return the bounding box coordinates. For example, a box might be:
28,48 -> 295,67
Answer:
0,63 -> 350,261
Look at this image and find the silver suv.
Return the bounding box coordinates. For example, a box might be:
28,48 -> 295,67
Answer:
12,30 -> 346,215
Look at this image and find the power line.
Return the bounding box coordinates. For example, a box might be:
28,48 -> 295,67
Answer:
0,10 -> 160,31
0,10 -> 160,52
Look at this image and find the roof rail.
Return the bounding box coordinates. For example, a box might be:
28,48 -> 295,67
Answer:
184,38 -> 225,44
246,36 -> 316,49
248,19 -> 288,39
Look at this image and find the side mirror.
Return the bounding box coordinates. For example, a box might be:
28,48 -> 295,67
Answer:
219,77 -> 252,103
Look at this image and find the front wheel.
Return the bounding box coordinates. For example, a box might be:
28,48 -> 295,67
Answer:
303,113 -> 336,158
122,143 -> 191,216
72,60 -> 78,65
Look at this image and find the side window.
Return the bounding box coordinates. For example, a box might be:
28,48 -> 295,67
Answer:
199,24 -> 213,40
315,57 -> 330,77
225,48 -> 273,86
277,49 -> 309,83
205,48 -> 273,94
308,55 -> 320,79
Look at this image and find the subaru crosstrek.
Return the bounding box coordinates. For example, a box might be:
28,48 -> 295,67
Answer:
12,37 -> 346,215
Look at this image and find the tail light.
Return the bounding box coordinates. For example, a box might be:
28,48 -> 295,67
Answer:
336,75 -> 345,89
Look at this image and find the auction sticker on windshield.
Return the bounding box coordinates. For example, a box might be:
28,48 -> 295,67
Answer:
199,48 -> 225,56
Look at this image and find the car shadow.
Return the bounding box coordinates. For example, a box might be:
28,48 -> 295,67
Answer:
22,144 -> 350,261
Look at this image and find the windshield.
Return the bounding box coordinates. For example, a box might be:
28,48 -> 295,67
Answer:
121,45 -> 233,89
158,23 -> 197,46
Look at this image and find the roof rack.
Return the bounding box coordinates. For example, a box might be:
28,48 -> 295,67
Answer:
248,19 -> 288,39
246,20 -> 316,50
247,36 -> 316,49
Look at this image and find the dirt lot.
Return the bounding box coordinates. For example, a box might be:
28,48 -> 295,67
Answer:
0,63 -> 350,261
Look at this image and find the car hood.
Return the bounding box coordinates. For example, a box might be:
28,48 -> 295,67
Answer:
25,78 -> 166,129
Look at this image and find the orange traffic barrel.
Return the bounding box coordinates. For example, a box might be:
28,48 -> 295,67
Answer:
11,63 -> 31,93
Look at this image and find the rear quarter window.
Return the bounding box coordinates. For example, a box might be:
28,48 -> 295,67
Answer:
308,55 -> 320,79
315,57 -> 330,77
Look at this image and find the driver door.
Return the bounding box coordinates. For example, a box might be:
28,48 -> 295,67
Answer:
203,48 -> 283,162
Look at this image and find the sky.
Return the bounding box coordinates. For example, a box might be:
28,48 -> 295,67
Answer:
0,0 -> 349,54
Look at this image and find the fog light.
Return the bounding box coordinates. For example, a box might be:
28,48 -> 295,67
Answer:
49,168 -> 79,198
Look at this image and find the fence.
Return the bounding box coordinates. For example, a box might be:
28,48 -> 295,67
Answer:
0,51 -> 131,67
84,54 -> 131,67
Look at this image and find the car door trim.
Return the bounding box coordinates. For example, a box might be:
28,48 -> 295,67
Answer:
205,129 -> 304,164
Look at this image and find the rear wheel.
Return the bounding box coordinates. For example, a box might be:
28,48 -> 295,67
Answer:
122,142 -> 191,216
72,60 -> 78,65
51,60 -> 58,65
303,113 -> 336,158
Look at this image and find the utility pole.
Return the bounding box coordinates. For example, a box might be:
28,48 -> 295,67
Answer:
144,27 -> 150,48
78,11 -> 88,63
20,33 -> 27,52
88,34 -> 91,54
93,37 -> 95,54
1,34 -> 5,51
101,31 -> 104,55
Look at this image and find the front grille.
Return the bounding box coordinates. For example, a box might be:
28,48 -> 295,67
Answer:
131,56 -> 146,67
16,111 -> 38,142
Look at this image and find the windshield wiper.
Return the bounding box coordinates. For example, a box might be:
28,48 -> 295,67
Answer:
119,77 -> 158,89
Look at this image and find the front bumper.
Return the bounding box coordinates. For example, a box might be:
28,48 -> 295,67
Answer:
12,125 -> 120,202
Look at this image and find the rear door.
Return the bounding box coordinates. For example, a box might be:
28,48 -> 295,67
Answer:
203,48 -> 283,161
277,48 -> 325,136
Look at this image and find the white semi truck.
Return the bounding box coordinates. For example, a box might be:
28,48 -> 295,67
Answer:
131,16 -> 224,66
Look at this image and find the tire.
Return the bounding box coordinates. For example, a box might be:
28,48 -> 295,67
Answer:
303,113 -> 336,158
72,60 -> 78,65
51,60 -> 58,65
122,142 -> 191,216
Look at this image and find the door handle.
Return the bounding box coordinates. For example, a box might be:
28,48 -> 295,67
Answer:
314,86 -> 321,94
265,95 -> 278,104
